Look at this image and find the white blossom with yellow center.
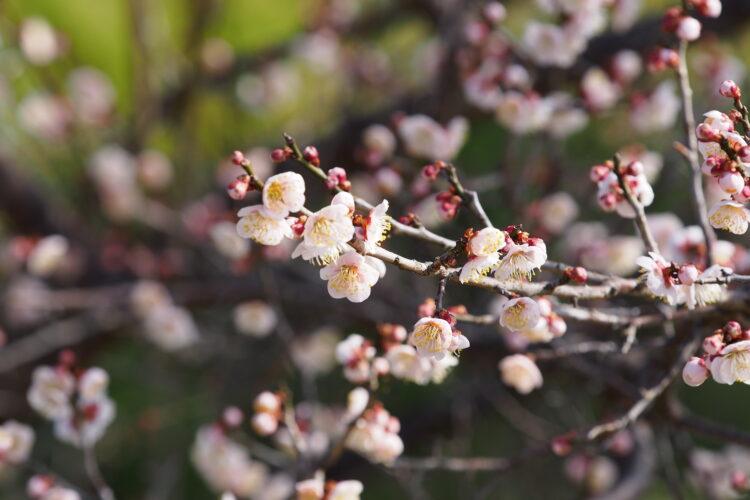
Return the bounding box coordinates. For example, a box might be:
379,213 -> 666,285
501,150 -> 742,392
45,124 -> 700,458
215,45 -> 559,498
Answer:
319,251 -> 380,303
494,242 -> 547,281
408,317 -> 455,360
261,171 -> 305,218
236,205 -> 293,245
292,204 -> 354,265
710,341 -> 750,385
364,200 -> 391,245
708,200 -> 750,234
499,297 -> 541,333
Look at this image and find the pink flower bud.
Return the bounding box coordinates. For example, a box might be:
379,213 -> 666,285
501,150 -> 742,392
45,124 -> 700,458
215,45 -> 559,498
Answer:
270,148 -> 287,163
231,150 -> 246,165
695,0 -> 722,18
372,356 -> 389,376
222,406 -> 244,428
703,333 -> 725,355
548,315 -> 567,337
227,175 -> 250,200
251,412 -> 278,436
551,435 -> 573,456
676,16 -> 701,41
731,470 -> 748,492
733,185 -> 750,203
253,391 -> 281,414
421,164 -> 440,181
27,475 -> 53,498
696,123 -> 720,142
720,80 -> 742,99
702,156 -> 721,175
598,193 -> 617,211
682,357 -> 709,387
386,416 -> 401,434
738,146 -> 750,163
718,171 -> 745,194
678,264 -> 699,285
483,2 -> 506,24
661,7 -> 682,32
303,146 -> 319,166
566,266 -> 588,283
464,21 -> 488,45
589,164 -> 610,182
724,321 -> 743,339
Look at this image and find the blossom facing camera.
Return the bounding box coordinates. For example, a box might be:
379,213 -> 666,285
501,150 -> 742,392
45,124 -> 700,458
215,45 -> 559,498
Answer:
261,171 -> 306,218
236,205 -> 294,245
499,354 -> 543,394
408,317 -> 455,360
320,251 -> 381,303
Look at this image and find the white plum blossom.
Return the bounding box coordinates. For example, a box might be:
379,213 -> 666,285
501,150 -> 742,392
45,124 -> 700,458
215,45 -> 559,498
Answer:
636,252 -> 683,305
27,366 -> 75,420
710,341 -> 750,385
262,172 -> 306,218
522,22 -> 581,68
362,200 -> 391,245
292,204 -> 354,265
319,251 -> 381,302
233,301 -> 278,337
336,333 -> 376,384
78,367 -> 109,403
397,114 -> 468,161
27,235 -> 69,277
210,221 -> 250,260
499,354 -> 543,394
496,91 -> 552,134
386,344 -> 433,384
362,124 -> 396,158
54,396 -> 116,447
346,406 -> 403,464
236,205 -> 293,245
498,297 -> 541,335
20,18 -> 62,66
459,227 -> 506,283
494,241 -> 547,280
630,81 -> 680,133
708,200 -> 750,234
144,304 -> 200,351
0,420 -> 34,466
408,317 -> 466,360
581,67 -> 620,111
130,280 -> 172,318
535,192 -> 579,234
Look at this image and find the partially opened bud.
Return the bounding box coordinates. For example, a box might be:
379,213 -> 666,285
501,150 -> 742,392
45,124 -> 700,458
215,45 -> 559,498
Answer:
720,80 -> 742,99
696,123 -> 720,142
303,146 -> 320,166
682,357 -> 708,387
678,264 -> 699,285
227,175 -> 250,200
724,321 -> 742,339
589,165 -> 610,182
702,333 -> 724,355
676,16 -> 701,41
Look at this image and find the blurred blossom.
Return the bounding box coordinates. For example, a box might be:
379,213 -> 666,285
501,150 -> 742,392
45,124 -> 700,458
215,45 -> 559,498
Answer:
523,22 -> 582,68
293,30 -> 341,74
0,420 -> 34,469
618,145 -> 663,183
694,49 -> 746,103
397,114 -> 468,161
67,67 -> 115,126
346,405 -> 404,464
88,145 -> 143,221
200,38 -> 235,76
130,280 -> 172,318
611,0 -> 641,32
17,93 -> 71,140
374,168 -> 403,197
144,304 -> 200,351
27,235 -> 69,278
210,221 -> 250,260
20,18 -> 62,65
498,354 -> 543,394
496,91 -> 552,134
136,150 -> 173,190
233,301 -> 277,338
630,81 -> 680,133
612,50 -> 642,85
546,93 -> 588,138
581,67 -> 620,111
690,446 -> 750,499
4,277 -> 50,326
534,192 -> 579,234
291,327 -> 339,375
192,425 -> 269,497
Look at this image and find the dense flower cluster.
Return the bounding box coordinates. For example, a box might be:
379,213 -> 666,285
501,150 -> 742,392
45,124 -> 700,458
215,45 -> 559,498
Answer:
683,321 -> 750,387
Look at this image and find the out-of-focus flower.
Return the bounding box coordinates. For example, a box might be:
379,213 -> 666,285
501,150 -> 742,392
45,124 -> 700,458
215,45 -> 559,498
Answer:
17,93 -> 71,141
346,405 -> 403,464
27,366 -> 74,420
709,200 -> 750,234
136,150 -> 173,190
336,334 -> 376,384
67,68 -> 115,126
20,18 -> 62,65
498,354 -> 543,394
27,235 -> 68,277
130,280 -> 172,318
535,192 -> 579,234
495,91 -> 552,134
233,301 -> 277,338
54,396 -> 115,447
581,67 -> 620,111
630,81 -> 680,133
0,420 -> 34,466
291,327 -> 339,375
144,304 -> 200,351
397,114 -> 468,161
210,221 -> 250,260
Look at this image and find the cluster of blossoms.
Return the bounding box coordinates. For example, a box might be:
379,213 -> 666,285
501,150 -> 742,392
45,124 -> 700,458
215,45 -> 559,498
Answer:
498,296 -> 567,344
382,322 -> 459,385
346,402 -> 404,465
0,419 -> 34,472
695,85 -> 750,234
590,159 -> 654,218
27,476 -> 81,500
637,252 -> 730,307
683,321 -> 750,387
662,0 -> 721,42
296,471 -> 363,500
27,352 -> 115,448
130,280 -> 200,351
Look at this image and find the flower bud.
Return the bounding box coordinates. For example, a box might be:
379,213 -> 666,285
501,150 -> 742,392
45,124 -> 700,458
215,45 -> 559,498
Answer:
724,321 -> 743,339
589,164 -> 610,182
661,7 -> 682,32
626,161 -> 644,176
421,164 -> 440,181
303,146 -> 320,166
551,435 -> 573,456
733,185 -> 750,203
222,406 -> 244,428
251,412 -> 279,436
731,470 -> 748,492
676,16 -> 701,41
372,356 -> 389,376
695,0 -> 722,17
738,147 -> 750,163
27,475 -> 53,498
702,156 -> 721,175
253,391 -> 281,414
720,80 -> 742,99
227,175 -> 250,200
598,193 -> 617,211
565,266 -> 588,283
325,166 -> 348,190
682,357 -> 709,387
703,333 -> 725,355
231,150 -> 246,166
718,171 -> 745,194
270,148 -> 287,163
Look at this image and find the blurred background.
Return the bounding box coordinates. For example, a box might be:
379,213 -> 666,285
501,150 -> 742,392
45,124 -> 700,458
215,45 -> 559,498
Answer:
2,0 -> 750,498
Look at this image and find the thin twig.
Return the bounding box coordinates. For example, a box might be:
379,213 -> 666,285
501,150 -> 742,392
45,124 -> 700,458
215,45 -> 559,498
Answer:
613,154 -> 660,254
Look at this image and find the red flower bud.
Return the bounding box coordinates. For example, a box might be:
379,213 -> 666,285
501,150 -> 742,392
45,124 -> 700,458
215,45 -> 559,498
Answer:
720,80 -> 742,99
271,149 -> 287,163
231,150 -> 246,165
303,146 -> 320,166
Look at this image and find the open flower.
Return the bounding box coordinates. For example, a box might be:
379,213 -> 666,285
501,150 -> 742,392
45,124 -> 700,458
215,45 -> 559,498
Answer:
292,204 -> 354,265
495,241 -> 547,280
498,297 -> 542,333
27,366 -> 75,420
499,354 -> 543,394
236,205 -> 293,245
397,114 -> 468,161
408,317 -> 454,360
693,265 -> 732,307
319,251 -> 381,303
460,228 -> 506,283
710,341 -> 750,385
636,252 -> 683,305
363,200 -> 391,245
708,200 -> 750,234
0,420 -> 34,465
261,172 -> 305,218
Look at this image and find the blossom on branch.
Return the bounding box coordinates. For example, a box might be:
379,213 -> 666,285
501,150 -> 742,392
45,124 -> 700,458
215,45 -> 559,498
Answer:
320,251 -> 381,303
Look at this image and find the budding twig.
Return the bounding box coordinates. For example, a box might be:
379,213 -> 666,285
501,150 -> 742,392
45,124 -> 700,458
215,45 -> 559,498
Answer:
612,154 -> 660,255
